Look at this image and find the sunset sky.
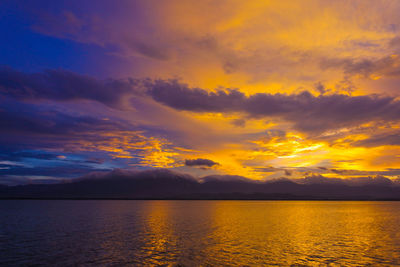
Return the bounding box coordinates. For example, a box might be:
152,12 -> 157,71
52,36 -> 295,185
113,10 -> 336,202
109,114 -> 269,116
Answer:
1,0 -> 400,185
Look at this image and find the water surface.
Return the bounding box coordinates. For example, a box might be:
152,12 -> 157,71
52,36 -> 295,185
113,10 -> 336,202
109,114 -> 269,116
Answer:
1,200 -> 400,266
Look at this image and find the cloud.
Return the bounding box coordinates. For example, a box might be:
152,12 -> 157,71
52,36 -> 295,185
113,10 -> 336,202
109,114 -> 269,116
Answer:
29,3 -> 173,62
4,66 -> 400,138
147,79 -> 246,112
0,67 -> 135,107
0,95 -> 181,169
185,158 -> 219,167
320,54 -> 400,79
354,132 -> 400,147
284,169 -> 292,176
128,41 -> 170,61
231,118 -> 246,127
3,67 -> 400,135
0,101 -> 126,137
21,0 -> 400,87
146,79 -> 400,133
0,151 -> 64,162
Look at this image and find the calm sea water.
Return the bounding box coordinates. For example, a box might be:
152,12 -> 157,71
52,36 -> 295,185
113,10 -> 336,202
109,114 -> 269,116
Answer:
1,200 -> 400,266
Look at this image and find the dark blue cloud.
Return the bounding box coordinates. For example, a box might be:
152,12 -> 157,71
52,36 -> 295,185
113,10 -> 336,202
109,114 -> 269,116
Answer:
185,158 -> 219,167
146,79 -> 400,133
0,67 -> 135,106
0,95 -> 140,183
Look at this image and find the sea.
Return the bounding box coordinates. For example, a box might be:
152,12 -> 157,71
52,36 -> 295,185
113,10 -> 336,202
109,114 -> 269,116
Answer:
1,200 -> 400,266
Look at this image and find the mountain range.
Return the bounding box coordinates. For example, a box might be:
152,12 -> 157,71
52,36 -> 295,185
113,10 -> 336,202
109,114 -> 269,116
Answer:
1,169 -> 399,200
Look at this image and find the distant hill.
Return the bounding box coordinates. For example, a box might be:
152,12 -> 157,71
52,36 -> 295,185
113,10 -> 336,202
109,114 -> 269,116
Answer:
1,169 -> 400,200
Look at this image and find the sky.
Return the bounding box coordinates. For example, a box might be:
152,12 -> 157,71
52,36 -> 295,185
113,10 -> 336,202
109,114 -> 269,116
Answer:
1,0 -> 400,185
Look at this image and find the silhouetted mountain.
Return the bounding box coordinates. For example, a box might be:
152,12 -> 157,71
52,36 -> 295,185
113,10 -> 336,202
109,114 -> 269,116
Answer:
1,169 -> 399,200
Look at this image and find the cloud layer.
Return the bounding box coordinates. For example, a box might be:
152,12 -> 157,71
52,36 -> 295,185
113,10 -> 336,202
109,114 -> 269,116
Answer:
2,68 -> 400,136
2,1 -> 400,184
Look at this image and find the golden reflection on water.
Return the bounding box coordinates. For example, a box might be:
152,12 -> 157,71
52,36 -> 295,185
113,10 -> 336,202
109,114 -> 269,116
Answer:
136,201 -> 400,266
0,200 -> 400,266
142,201 -> 176,264
4,200 -> 398,266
